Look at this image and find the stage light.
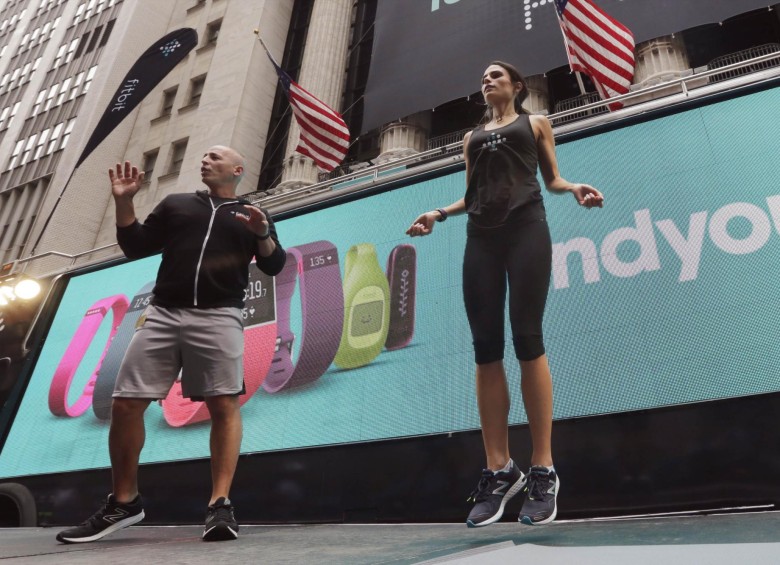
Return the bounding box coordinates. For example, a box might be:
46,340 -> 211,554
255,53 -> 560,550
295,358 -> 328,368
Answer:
0,285 -> 14,306
14,279 -> 41,300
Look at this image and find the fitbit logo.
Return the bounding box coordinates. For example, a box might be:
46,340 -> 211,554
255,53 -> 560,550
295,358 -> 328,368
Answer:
110,79 -> 140,113
553,195 -> 780,290
159,39 -> 182,57
230,210 -> 250,221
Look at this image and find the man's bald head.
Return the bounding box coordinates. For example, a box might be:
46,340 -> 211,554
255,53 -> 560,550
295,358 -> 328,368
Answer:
209,145 -> 245,170
201,145 -> 246,192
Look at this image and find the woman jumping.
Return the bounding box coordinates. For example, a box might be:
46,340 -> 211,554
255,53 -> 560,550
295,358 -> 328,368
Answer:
407,61 -> 603,527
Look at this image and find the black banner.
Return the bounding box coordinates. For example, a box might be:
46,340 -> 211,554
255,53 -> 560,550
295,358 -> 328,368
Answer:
363,0 -> 775,132
75,28 -> 198,167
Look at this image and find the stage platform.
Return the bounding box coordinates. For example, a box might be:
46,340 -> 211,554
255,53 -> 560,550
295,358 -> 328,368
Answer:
1,511 -> 778,564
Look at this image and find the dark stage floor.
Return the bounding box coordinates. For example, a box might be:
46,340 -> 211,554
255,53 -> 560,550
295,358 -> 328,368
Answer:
1,511 -> 779,564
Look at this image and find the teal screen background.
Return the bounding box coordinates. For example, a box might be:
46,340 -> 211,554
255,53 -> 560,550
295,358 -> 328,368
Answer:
2,85 -> 780,478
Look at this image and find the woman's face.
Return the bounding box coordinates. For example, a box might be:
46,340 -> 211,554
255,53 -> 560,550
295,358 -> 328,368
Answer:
481,64 -> 520,106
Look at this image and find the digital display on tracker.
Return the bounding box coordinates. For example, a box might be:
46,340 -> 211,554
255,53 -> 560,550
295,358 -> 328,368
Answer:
302,251 -> 339,271
243,263 -> 275,327
128,292 -> 154,312
350,300 -> 384,337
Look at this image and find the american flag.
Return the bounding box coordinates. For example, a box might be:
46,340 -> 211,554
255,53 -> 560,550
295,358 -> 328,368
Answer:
554,0 -> 635,109
266,54 -> 350,172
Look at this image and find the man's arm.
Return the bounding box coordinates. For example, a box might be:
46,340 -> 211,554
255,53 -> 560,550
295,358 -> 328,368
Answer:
236,205 -> 286,276
110,161 -> 166,258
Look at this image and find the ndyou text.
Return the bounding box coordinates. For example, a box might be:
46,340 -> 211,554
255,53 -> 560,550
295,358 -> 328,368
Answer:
552,195 -> 780,290
111,79 -> 140,113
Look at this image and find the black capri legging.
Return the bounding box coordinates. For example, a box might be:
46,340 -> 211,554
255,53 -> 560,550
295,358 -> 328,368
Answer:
462,218 -> 552,364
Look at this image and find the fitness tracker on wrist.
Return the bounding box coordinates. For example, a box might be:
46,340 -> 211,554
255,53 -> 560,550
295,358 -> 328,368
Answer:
162,261 -> 278,426
92,282 -> 155,420
436,208 -> 448,222
334,243 -> 391,369
385,244 -> 417,351
49,295 -> 129,417
262,240 -> 343,393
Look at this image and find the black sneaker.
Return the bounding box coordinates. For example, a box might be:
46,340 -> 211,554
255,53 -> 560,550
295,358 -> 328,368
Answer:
519,466 -> 560,525
466,461 -> 526,528
203,497 -> 239,541
55,494 -> 145,544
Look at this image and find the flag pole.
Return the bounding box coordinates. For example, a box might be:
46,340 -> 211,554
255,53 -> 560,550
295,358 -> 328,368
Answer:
554,6 -> 587,95
253,29 -> 279,67
575,72 -> 587,95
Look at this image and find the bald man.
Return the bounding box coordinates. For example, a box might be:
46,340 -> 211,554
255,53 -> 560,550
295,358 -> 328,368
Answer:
57,146 -> 286,544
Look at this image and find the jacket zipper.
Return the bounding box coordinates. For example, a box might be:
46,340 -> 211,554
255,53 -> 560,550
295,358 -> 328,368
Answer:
193,197 -> 239,306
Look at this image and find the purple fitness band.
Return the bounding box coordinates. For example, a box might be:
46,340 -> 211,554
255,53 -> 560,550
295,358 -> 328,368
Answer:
385,244 -> 417,351
262,240 -> 344,393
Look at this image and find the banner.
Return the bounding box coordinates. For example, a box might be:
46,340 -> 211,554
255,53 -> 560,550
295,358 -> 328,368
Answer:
75,28 -> 198,167
363,0 -> 774,132
1,83 -> 779,478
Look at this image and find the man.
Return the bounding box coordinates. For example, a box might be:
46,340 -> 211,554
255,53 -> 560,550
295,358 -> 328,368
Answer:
56,146 -> 285,543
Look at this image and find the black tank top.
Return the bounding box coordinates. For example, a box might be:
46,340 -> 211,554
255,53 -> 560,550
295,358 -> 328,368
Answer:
465,114 -> 545,232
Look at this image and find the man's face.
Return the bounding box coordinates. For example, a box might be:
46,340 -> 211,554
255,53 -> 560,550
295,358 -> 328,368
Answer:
200,146 -> 241,186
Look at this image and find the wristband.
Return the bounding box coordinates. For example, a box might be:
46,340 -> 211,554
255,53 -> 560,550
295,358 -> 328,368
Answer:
93,281 -> 155,420
436,208 -> 448,222
49,295 -> 129,417
161,260 -> 278,426
334,243 -> 391,369
385,244 -> 417,351
262,240 -> 343,393
257,230 -> 271,240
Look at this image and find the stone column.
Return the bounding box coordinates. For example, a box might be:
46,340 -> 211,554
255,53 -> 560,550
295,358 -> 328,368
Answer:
524,74 -> 549,114
629,35 -> 693,103
277,0 -> 353,191
376,111 -> 431,164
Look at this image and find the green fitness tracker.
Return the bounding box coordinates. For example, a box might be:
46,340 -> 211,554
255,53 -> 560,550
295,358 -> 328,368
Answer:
334,243 -> 391,369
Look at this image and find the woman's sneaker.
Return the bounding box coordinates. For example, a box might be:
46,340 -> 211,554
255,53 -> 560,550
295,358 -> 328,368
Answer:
203,497 -> 239,541
519,466 -> 560,525
466,460 -> 526,528
55,494 -> 145,544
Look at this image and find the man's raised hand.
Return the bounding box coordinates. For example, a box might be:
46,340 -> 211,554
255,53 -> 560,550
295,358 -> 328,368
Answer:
109,161 -> 144,200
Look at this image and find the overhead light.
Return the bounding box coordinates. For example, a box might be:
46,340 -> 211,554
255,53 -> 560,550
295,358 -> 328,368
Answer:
14,279 -> 41,300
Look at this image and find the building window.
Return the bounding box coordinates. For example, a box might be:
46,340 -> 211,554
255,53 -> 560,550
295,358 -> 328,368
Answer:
34,129 -> 50,160
142,149 -> 158,180
161,86 -> 177,116
20,134 -> 37,166
86,25 -> 102,53
82,65 -> 97,94
7,140 -> 24,170
69,71 -> 84,100
188,75 -> 206,106
206,20 -> 221,46
74,31 -> 90,59
46,122 -> 63,155
60,119 -> 75,149
169,139 -> 188,175
99,19 -> 115,48
56,77 -> 71,105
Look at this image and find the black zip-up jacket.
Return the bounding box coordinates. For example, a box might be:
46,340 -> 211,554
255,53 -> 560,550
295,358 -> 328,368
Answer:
116,190 -> 286,309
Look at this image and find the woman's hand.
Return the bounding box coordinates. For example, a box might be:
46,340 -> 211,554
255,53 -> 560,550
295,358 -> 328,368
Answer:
571,184 -> 604,208
406,211 -> 440,237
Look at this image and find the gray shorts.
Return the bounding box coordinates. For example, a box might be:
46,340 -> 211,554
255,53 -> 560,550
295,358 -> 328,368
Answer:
113,305 -> 244,400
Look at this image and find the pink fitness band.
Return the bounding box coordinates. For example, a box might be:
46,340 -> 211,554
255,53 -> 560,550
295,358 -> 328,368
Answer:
49,295 -> 129,417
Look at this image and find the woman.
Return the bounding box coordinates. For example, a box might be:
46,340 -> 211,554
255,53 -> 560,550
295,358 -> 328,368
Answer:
407,61 -> 603,527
